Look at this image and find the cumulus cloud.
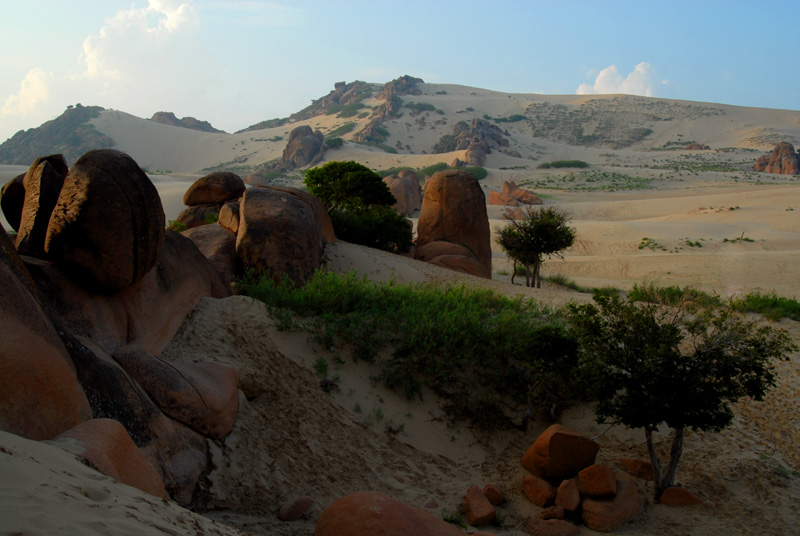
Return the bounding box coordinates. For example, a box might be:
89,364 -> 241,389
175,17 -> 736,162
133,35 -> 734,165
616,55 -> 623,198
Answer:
577,62 -> 656,97
2,69 -> 54,116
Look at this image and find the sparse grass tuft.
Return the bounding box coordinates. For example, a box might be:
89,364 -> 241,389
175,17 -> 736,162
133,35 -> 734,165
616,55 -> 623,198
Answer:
731,292 -> 800,321
628,283 -> 721,307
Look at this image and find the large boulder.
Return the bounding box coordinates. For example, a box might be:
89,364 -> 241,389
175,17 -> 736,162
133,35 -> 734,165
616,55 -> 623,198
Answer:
0,227 -> 93,440
282,125 -> 326,168
383,170 -> 422,215
463,485 -> 496,526
315,491 -> 467,536
522,475 -> 557,507
183,223 -> 239,288
175,203 -> 223,230
521,424 -> 599,483
0,173 -> 25,231
236,186 -> 325,285
581,470 -> 641,532
15,155 -> 68,257
112,344 -> 239,439
255,185 -> 336,244
183,172 -> 244,206
53,418 -> 167,498
756,141 -> 800,175
44,149 -> 165,291
218,201 -> 240,233
27,230 -> 230,356
415,169 -> 491,279
578,463 -> 617,497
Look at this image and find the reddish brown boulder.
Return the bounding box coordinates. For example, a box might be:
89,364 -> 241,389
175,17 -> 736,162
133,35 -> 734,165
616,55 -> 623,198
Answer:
416,169 -> 491,279
512,187 -> 543,205
415,240 -> 475,262
578,463 -> 617,497
1,173 -> 26,232
555,478 -> 580,511
581,470 -> 640,532
283,125 -> 326,168
502,180 -> 518,195
219,201 -> 240,233
237,186 -> 325,285
538,506 -> 566,520
754,155 -> 769,172
245,173 -> 267,186
463,485 -> 496,526
54,418 -> 167,498
256,185 -> 335,244
615,458 -> 655,481
44,149 -> 165,291
757,141 -> 800,175
383,170 -> 422,215
314,491 -> 467,536
482,483 -> 504,505
16,156 -> 68,257
183,171 -> 244,205
428,254 -> 487,278
488,191 -> 519,206
660,486 -> 702,507
523,475 -> 557,507
522,424 -> 599,482
112,344 -> 238,439
0,227 -> 92,440
183,223 -> 238,287
176,203 -> 223,230
523,517 -> 580,536
279,496 -> 315,521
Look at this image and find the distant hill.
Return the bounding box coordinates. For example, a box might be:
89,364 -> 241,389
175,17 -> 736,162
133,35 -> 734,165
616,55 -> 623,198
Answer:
149,112 -> 225,133
0,104 -> 114,166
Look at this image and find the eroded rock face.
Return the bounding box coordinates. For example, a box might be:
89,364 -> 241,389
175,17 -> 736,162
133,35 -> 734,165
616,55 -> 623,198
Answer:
755,141 -> 800,175
44,149 -> 165,291
315,491 -> 467,536
53,418 -> 167,498
282,125 -> 326,169
0,227 -> 92,441
16,155 -> 68,257
415,169 -> 491,279
521,424 -> 599,483
183,172 -> 245,206
0,173 -> 25,232
236,186 -> 325,285
383,170 -> 422,215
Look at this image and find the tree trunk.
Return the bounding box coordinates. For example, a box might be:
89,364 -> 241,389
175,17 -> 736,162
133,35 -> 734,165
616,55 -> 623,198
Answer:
534,259 -> 541,288
646,426 -> 685,503
524,263 -> 532,287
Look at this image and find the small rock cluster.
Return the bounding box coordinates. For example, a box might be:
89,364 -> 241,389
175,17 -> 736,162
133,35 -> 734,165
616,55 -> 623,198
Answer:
754,141 -> 800,175
489,180 -> 543,207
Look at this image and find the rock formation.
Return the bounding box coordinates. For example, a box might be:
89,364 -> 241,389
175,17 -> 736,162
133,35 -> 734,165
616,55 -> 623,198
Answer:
383,169 -> 422,215
282,125 -> 326,168
415,169 -> 492,279
176,171 -> 245,230
0,173 -> 25,231
754,141 -> 800,175
149,111 -> 224,133
352,75 -> 423,144
433,118 -> 510,156
15,154 -> 68,257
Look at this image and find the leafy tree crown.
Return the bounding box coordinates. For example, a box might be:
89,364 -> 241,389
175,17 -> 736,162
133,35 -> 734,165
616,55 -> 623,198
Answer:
304,160 -> 396,212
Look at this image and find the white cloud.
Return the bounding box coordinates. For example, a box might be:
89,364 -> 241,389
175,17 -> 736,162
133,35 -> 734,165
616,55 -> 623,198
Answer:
577,62 -> 656,97
2,68 -> 54,116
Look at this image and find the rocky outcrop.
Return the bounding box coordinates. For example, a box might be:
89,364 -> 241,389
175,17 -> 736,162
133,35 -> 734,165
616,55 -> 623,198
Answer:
383,170 -> 422,215
45,149 -> 165,291
281,126 -> 326,169
0,226 -> 93,440
465,139 -> 489,166
433,118 -> 510,155
236,186 -> 325,285
352,75 -> 423,144
521,424 -> 599,482
315,491 -> 467,536
149,111 -> 224,133
754,141 -> 800,174
415,169 -> 492,279
53,418 -> 167,498
488,191 -> 519,206
503,180 -> 542,205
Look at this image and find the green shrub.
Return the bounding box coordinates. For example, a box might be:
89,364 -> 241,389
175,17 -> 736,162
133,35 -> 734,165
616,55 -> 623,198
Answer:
537,160 -> 590,169
167,220 -> 188,233
204,213 -> 219,224
404,102 -> 436,113
325,137 -> 344,148
731,292 -> 800,321
238,270 -> 580,428
419,162 -> 449,177
494,114 -> 526,123
325,122 -> 356,139
464,166 -> 488,180
330,206 -> 412,254
628,283 -> 721,307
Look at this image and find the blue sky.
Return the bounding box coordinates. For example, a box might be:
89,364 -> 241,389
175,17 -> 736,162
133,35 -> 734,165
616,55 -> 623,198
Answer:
1,0 -> 798,142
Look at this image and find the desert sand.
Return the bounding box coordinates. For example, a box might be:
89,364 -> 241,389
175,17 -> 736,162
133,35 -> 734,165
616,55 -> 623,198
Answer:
1,84 -> 799,534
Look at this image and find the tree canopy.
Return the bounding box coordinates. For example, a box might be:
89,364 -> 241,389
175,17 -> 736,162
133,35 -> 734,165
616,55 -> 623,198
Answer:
568,293 -> 797,501
304,160 -> 396,212
496,207 -> 576,287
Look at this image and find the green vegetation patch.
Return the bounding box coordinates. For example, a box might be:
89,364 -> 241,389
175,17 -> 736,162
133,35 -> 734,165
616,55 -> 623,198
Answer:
731,292 -> 800,322
239,270 -> 579,428
537,160 -> 590,169
628,282 -> 721,307
404,102 -> 436,113
325,122 -> 356,139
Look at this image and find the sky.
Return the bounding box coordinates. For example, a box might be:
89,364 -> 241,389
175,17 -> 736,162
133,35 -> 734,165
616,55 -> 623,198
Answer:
1,0 -> 798,142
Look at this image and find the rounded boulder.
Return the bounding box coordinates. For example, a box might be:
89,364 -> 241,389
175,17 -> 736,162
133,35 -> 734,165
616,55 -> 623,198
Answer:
183,171 -> 245,206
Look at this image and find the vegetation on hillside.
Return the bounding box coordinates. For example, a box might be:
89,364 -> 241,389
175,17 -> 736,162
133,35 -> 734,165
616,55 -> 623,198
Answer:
0,104 -> 114,165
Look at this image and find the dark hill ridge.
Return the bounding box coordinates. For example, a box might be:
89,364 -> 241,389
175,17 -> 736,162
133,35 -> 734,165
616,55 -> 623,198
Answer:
0,105 -> 114,166
149,112 -> 225,133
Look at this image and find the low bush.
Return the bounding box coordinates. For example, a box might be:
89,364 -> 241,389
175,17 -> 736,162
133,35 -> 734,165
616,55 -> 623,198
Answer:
628,282 -> 721,307
329,206 -> 412,254
537,160 -> 590,169
732,292 -> 800,321
325,122 -> 356,139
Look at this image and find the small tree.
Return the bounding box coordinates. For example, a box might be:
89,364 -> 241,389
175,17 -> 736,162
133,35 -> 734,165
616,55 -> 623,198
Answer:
568,293 -> 797,502
304,160 -> 412,254
496,207 -> 576,288
304,160 -> 395,211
